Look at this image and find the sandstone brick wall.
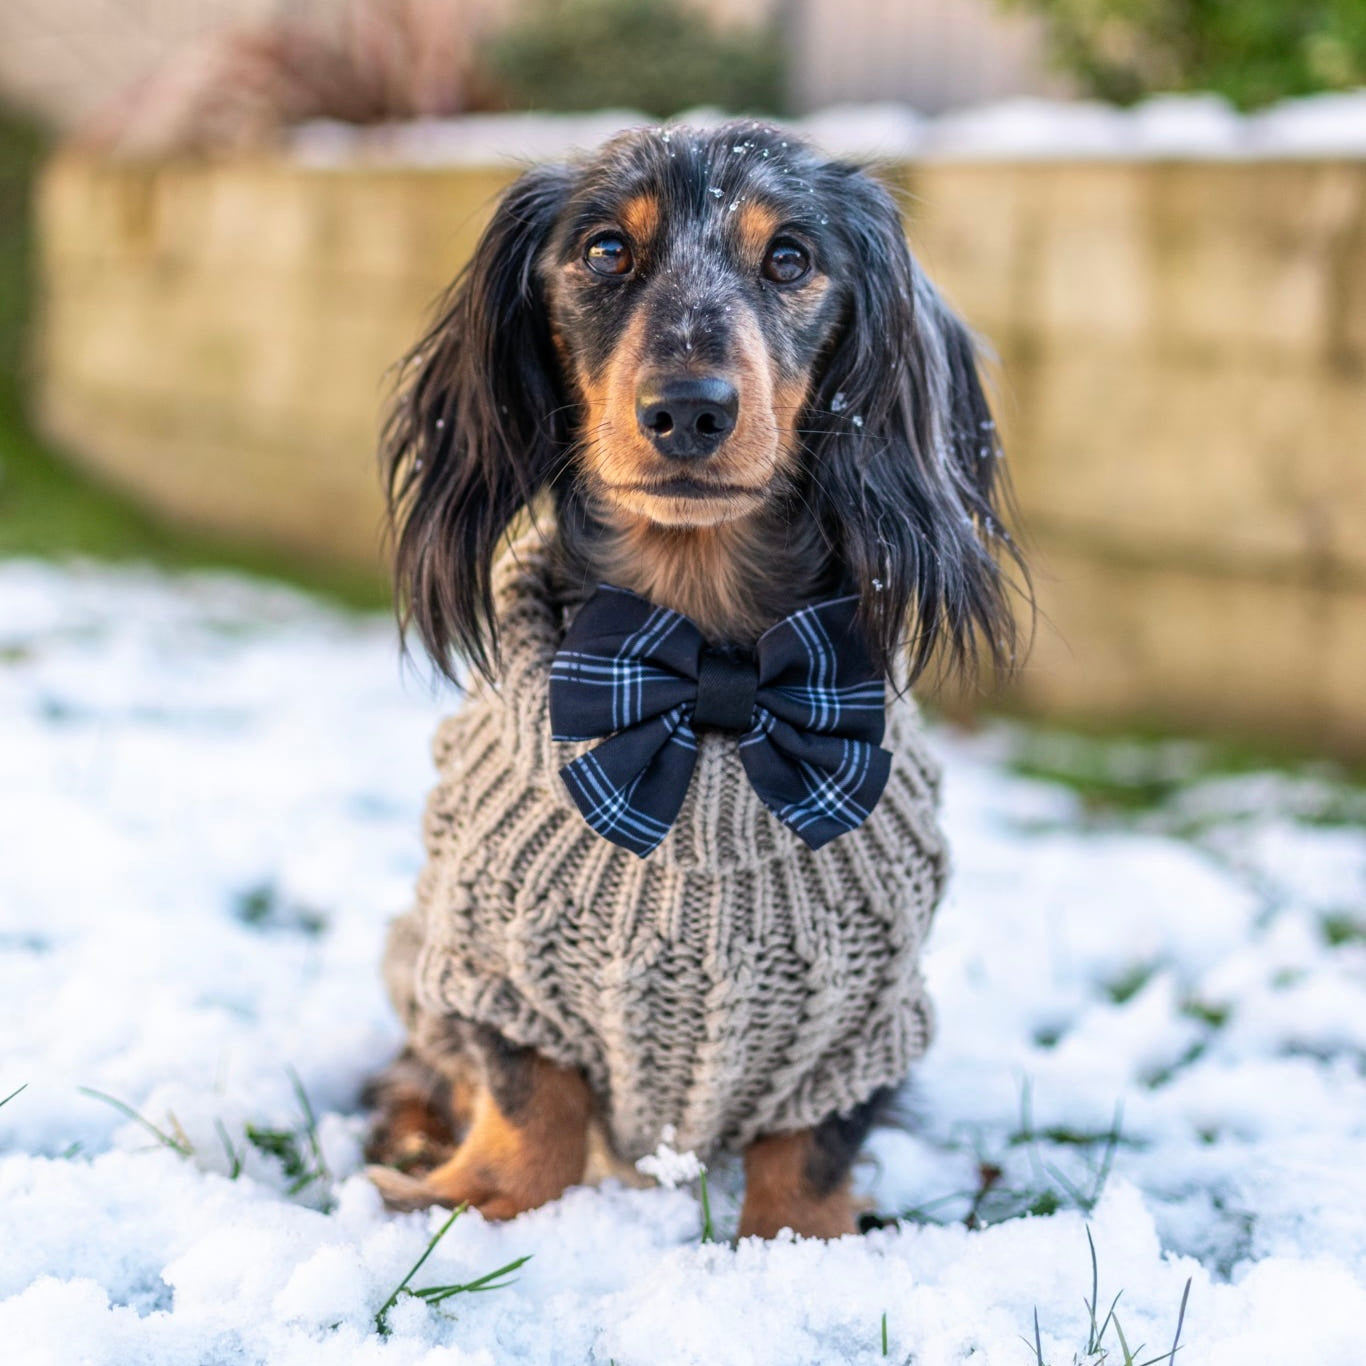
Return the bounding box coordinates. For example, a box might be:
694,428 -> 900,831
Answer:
901,159 -> 1366,752
33,152 -> 1366,754
36,157 -> 515,564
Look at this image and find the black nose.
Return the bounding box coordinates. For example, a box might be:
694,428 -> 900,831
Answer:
636,377 -> 739,459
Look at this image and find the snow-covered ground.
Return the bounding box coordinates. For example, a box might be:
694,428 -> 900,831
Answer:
2,559 -> 1365,1365
288,89 -> 1366,167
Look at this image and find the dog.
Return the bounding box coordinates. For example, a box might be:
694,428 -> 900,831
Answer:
364,120 -> 1026,1239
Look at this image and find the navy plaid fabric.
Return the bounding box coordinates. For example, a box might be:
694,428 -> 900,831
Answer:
549,586 -> 891,857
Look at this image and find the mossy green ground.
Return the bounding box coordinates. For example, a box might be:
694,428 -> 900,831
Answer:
0,108 -> 386,609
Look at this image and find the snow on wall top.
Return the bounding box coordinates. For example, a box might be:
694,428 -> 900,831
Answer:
288,90 -> 1366,168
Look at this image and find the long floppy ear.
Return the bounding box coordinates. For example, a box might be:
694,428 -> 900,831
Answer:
381,162 -> 574,682
807,164 -> 1029,687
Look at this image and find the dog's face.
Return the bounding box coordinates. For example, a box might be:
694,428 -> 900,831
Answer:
537,127 -> 845,530
383,121 -> 1024,683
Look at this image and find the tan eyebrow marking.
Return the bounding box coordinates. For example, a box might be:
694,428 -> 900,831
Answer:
734,201 -> 783,259
617,193 -> 661,247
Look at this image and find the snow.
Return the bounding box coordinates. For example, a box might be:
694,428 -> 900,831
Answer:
3,558 -> 1366,1364
288,90 -> 1366,168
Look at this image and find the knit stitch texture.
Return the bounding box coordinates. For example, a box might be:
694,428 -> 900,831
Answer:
384,533 -> 950,1160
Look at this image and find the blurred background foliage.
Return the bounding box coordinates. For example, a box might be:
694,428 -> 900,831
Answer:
1006,0 -> 1366,107
483,0 -> 785,117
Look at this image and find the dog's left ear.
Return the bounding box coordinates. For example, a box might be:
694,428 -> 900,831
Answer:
808,164 -> 1029,686
381,162 -> 574,683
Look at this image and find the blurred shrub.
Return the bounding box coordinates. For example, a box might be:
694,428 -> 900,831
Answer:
82,0 -> 501,157
0,106 -> 45,383
1003,0 -> 1366,107
482,0 -> 785,117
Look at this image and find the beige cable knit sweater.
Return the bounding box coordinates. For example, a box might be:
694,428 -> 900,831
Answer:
383,533 -> 949,1161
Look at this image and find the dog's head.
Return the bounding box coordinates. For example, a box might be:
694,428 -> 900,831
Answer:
383,121 -> 1026,683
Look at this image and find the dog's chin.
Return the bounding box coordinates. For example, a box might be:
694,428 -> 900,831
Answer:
603,482 -> 769,530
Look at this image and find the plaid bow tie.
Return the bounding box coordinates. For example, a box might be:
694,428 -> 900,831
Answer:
548,586 -> 891,857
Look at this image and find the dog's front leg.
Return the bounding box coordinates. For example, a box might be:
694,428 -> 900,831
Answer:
737,1090 -> 888,1240
368,1030 -> 591,1219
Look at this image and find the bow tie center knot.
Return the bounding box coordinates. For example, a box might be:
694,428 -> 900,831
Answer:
693,649 -> 758,731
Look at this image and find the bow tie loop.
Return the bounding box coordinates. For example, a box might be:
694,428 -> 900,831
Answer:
692,649 -> 758,731
549,587 -> 891,857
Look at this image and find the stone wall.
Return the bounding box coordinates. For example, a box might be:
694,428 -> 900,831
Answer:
904,158 -> 1366,752
34,152 -> 1366,754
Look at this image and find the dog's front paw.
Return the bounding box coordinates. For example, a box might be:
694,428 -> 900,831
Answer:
366,1164 -> 445,1213
366,1157 -> 554,1221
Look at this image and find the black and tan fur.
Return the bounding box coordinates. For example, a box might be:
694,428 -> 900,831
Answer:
367,122 -> 1028,1237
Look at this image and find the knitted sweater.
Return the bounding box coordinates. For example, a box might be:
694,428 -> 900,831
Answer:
384,534 -> 949,1161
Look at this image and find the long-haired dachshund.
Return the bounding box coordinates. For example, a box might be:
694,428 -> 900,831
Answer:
364,121 -> 1026,1239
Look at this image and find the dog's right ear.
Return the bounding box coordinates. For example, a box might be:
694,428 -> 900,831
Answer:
382,162 -> 574,683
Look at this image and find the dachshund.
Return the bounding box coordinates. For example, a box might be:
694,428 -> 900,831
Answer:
364,120 -> 1026,1239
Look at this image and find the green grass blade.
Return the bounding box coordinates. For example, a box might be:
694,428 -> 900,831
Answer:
698,1165 -> 714,1243
286,1169 -> 323,1196
374,1203 -> 466,1336
77,1086 -> 193,1157
1043,1160 -> 1090,1210
244,1124 -> 308,1181
1087,1103 -> 1125,1209
881,1310 -> 889,1356
1097,1289 -> 1123,1347
413,1254 -> 533,1303
214,1119 -> 242,1179
1133,1276 -> 1192,1366
1170,1276 -> 1192,1361
0,1082 -> 27,1109
1084,1225 -> 1100,1348
287,1066 -> 331,1184
1112,1313 -> 1138,1366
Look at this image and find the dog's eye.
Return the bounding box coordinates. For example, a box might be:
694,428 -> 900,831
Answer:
585,234 -> 634,277
762,239 -> 811,285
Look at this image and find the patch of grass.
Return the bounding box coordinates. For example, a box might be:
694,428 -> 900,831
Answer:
900,1093 -> 1126,1231
233,882 -> 329,938
374,1203 -> 531,1337
894,1082 -> 1130,1231
1003,728 -> 1206,816
998,722 -> 1366,820
0,106 -> 387,609
1026,1226 -> 1192,1366
244,1124 -> 317,1192
243,1067 -> 332,1199
0,107 -> 44,383
1322,912 -> 1366,948
1141,1041 -> 1208,1091
1180,999 -> 1231,1029
0,378 -> 390,606
1105,963 -> 1157,1006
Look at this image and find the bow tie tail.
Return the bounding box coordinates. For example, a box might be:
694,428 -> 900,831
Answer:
558,708 -> 699,858
738,715 -> 893,851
